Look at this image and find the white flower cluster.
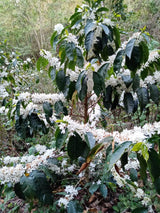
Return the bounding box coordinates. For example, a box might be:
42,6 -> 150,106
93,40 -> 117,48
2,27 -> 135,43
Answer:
54,23 -> 64,34
59,115 -> 111,142
40,49 -> 61,70
58,185 -> 78,208
18,92 -> 65,105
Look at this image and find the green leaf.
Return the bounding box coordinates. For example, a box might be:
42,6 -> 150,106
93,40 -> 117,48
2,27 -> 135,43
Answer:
43,102 -> 53,117
132,207 -> 148,213
86,143 -> 104,164
132,142 -> 143,152
56,69 -> 66,92
149,84 -> 160,105
96,7 -> 109,13
76,47 -> 84,68
48,66 -> 56,81
139,41 -> 149,63
154,177 -> 160,194
54,100 -> 68,117
93,72 -> 105,96
148,148 -> 160,180
97,63 -> 110,78
123,92 -> 134,114
137,153 -> 147,182
36,56 -> 49,71
100,24 -> 111,37
103,85 -> 112,110
67,132 -> 89,160
107,141 -> 132,170
120,152 -> 128,170
55,127 -> 68,149
132,74 -> 140,92
113,26 -> 121,49
85,132 -> 95,149
85,30 -> 95,52
125,46 -> 141,72
99,184 -> 108,198
29,113 -> 48,134
89,184 -> 99,194
84,21 -> 96,36
66,42 -> 76,61
113,49 -> 124,73
136,87 -> 149,111
50,31 -> 57,48
125,38 -> 136,59
15,115 -> 31,139
122,75 -> 133,88
130,168 -> 138,181
67,201 -> 83,213
15,170 -> 53,204
76,71 -> 87,101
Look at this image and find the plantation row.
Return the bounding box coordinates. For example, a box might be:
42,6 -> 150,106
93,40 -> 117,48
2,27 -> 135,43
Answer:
1,0 -> 160,212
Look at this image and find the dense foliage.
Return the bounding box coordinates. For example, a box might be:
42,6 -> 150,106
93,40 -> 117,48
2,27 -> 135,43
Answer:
1,0 -> 160,212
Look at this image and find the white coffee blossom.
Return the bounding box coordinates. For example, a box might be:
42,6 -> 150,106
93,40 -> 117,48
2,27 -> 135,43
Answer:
135,188 -> 144,199
54,23 -> 64,34
142,196 -> 151,206
103,18 -> 114,27
35,144 -> 47,154
58,197 -> 69,208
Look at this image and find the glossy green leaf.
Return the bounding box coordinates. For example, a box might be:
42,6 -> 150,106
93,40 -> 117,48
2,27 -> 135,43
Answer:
125,46 -> 141,71
154,177 -> 160,194
137,153 -> 147,182
15,170 -> 53,204
29,113 -> 48,134
66,42 -> 76,61
55,127 -> 68,149
67,201 -> 83,213
136,87 -> 149,111
148,148 -> 160,180
36,56 -> 49,71
43,102 -> 53,118
122,75 -> 133,88
84,21 -> 96,36
97,63 -> 110,78
48,66 -> 56,81
93,72 -> 105,96
139,41 -> 149,63
67,132 -> 89,160
99,184 -> 108,198
125,38 -> 135,59
132,74 -> 140,92
103,85 -> 112,110
76,71 -> 87,101
76,47 -> 84,68
107,141 -> 132,170
89,184 -> 99,194
149,84 -> 160,105
85,132 -> 95,149
113,49 -> 124,73
56,69 -> 66,92
132,207 -> 148,213
85,30 -> 95,52
123,92 -> 135,114
130,168 -> 138,181
100,24 -> 110,37
120,152 -> 128,170
54,100 -> 68,117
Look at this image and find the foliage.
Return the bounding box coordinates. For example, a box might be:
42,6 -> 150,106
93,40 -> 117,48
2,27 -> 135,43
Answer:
0,0 -> 160,212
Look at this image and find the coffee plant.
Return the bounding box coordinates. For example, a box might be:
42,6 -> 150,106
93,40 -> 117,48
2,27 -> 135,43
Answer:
0,0 -> 160,212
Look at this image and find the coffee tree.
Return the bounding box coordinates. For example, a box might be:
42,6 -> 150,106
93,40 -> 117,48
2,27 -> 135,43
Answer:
1,0 -> 160,211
